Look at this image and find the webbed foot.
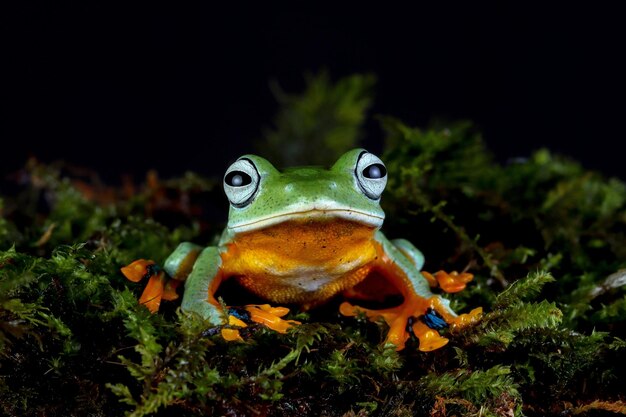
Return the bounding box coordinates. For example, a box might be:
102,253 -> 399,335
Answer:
121,259 -> 181,313
340,296 -> 481,351
421,270 -> 474,293
213,304 -> 301,342
243,304 -> 301,333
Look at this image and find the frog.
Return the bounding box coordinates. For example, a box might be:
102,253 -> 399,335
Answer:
122,149 -> 481,351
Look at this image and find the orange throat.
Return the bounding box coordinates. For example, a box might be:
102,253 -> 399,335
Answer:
220,218 -> 379,305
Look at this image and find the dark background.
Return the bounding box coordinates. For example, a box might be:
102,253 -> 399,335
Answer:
3,4 -> 625,180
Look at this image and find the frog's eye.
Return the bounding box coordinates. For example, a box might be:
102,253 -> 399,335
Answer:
355,152 -> 387,200
224,158 -> 260,207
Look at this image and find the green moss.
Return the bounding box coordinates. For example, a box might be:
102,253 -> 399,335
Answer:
258,71 -> 376,167
1,72 -> 625,416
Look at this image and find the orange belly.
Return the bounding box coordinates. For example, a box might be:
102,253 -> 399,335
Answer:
220,219 -> 378,305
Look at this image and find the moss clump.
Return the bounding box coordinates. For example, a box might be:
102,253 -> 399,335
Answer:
1,73 -> 625,416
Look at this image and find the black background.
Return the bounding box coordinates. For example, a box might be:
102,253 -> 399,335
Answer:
3,4 -> 625,180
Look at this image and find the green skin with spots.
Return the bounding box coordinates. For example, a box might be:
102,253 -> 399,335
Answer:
163,148 -> 454,325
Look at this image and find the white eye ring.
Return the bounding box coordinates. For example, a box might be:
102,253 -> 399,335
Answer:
223,158 -> 260,207
355,152 -> 387,200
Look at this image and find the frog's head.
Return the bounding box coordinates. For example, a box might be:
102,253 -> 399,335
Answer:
222,148 -> 387,234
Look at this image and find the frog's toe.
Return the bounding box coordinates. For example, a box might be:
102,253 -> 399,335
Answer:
408,319 -> 449,352
244,304 -> 300,334
221,304 -> 300,335
138,272 -> 166,313
220,328 -> 244,342
200,312 -> 246,342
449,307 -> 483,330
121,259 -> 157,282
122,259 -> 183,312
215,306 -> 297,343
422,270 -> 474,293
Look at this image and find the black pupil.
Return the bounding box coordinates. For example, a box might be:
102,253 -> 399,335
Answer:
225,171 -> 252,187
363,163 -> 386,179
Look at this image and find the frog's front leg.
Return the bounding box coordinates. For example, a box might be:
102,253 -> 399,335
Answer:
123,242 -> 225,319
175,244 -> 300,335
340,232 -> 481,351
122,242 -> 225,323
391,238 -> 474,293
171,245 -> 226,325
122,242 -> 204,313
124,243 -> 298,339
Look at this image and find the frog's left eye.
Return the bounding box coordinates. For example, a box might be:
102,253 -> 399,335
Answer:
355,152 -> 388,200
224,158 -> 260,207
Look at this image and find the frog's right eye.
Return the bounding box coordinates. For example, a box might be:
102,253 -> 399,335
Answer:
224,158 -> 260,207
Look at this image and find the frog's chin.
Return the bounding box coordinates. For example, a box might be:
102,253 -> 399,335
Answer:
228,208 -> 384,234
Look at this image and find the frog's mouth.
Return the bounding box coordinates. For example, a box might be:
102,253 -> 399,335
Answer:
228,206 -> 384,234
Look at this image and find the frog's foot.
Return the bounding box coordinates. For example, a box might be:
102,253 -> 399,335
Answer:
340,298 -> 447,351
340,296 -> 482,351
243,304 -> 301,333
121,259 -> 181,313
213,304 -> 301,343
421,270 -> 474,293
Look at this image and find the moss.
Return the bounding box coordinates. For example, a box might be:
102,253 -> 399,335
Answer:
258,71 -> 376,167
1,73 -> 625,416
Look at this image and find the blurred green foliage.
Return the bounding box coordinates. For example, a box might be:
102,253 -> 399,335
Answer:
259,71 -> 376,167
1,73 -> 625,416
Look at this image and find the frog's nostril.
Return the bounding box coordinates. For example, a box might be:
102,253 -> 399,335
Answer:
329,182 -> 338,189
284,184 -> 294,193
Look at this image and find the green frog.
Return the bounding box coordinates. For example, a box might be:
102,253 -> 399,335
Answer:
122,149 -> 481,351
